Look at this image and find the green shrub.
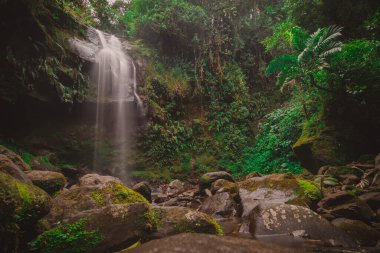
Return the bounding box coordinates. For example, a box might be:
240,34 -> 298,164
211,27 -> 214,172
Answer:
230,103 -> 305,175
29,219 -> 103,253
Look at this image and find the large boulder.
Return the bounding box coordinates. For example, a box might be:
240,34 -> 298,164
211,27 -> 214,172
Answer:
39,174 -> 155,253
292,128 -> 347,174
0,172 -> 51,252
0,145 -> 31,172
238,174 -> 320,217
0,154 -> 31,182
150,206 -> 223,239
248,204 -> 356,247
199,171 -> 234,191
332,218 -> 380,246
45,174 -> 148,223
32,203 -> 155,253
26,170 -> 66,195
123,233 -> 304,253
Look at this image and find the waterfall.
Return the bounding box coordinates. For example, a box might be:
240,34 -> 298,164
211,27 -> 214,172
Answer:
93,30 -> 142,180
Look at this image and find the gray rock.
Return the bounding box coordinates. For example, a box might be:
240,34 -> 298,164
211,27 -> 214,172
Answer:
249,204 -> 356,247
200,192 -> 238,218
123,233 -> 305,253
167,179 -> 185,195
79,173 -> 123,188
332,218 -> 380,246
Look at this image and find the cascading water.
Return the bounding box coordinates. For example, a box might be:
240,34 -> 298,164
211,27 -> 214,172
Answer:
92,30 -> 143,180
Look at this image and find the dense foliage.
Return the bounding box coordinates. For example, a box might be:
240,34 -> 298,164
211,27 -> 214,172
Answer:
1,0 -> 379,180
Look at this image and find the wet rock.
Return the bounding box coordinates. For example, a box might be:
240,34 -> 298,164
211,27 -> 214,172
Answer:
132,181 -> 152,202
150,206 -> 223,239
249,204 -> 356,247
0,145 -> 31,172
200,192 -> 239,218
199,171 -> 234,191
0,172 -> 51,252
123,233 -> 304,253
332,218 -> 380,246
167,179 -> 185,195
26,170 -> 66,195
0,154 -> 31,183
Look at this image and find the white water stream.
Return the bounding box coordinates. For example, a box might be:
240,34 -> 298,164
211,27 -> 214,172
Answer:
93,30 -> 142,179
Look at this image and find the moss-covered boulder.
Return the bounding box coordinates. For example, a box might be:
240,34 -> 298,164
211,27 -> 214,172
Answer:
293,127 -> 347,174
41,174 -> 156,253
0,172 -> 51,252
238,174 -> 321,217
0,154 -> 31,182
0,145 -> 31,172
45,174 -> 148,223
26,170 -> 67,196
33,204 -> 155,253
199,171 -> 234,192
150,206 -> 223,239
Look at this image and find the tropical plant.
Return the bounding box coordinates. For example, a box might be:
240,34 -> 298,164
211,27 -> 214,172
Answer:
267,25 -> 343,89
266,25 -> 343,117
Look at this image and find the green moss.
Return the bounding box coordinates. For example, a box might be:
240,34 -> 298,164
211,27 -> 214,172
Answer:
28,219 -> 103,253
293,112 -> 347,169
34,178 -> 66,196
0,172 -> 51,225
206,216 -> 224,236
90,190 -> 105,205
17,183 -> 32,203
109,183 -> 148,204
144,209 -> 163,229
173,214 -> 223,235
296,179 -> 321,200
199,175 -> 211,189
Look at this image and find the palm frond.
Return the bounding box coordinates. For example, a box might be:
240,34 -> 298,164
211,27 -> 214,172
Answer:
266,54 -> 298,75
